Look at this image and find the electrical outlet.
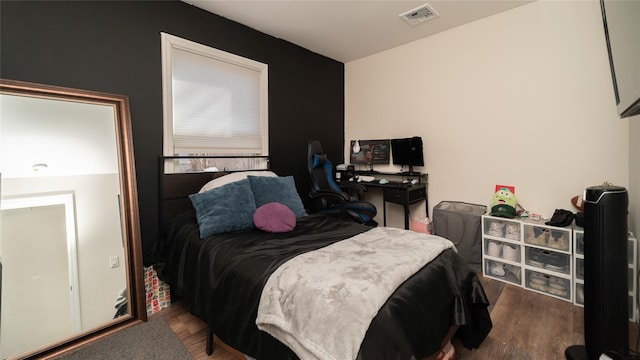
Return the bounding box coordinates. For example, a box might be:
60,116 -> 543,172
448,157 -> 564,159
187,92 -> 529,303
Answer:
109,256 -> 119,268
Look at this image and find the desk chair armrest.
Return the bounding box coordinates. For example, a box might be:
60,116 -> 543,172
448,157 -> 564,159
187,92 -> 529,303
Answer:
337,182 -> 367,200
308,190 -> 349,214
309,190 -> 349,202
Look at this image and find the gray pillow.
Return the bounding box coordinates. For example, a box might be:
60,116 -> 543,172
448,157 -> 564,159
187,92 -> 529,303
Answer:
247,175 -> 307,218
189,178 -> 256,238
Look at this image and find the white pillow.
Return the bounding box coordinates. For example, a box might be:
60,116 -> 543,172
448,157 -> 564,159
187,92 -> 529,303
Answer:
199,170 -> 278,193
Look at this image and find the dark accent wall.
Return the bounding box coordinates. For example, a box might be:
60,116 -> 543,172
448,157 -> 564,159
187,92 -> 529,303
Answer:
0,1 -> 346,264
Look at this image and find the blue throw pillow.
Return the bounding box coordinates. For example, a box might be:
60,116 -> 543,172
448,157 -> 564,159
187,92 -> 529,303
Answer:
189,178 -> 256,238
247,175 -> 307,218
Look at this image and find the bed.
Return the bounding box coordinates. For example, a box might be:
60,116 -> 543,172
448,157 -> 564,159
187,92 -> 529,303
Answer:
155,169 -> 492,360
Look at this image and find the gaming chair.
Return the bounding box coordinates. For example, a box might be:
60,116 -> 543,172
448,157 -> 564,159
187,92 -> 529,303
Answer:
307,140 -> 378,226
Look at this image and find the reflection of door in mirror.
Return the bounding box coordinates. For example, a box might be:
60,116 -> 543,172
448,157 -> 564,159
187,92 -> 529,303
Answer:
0,79 -> 145,359
2,199 -> 78,356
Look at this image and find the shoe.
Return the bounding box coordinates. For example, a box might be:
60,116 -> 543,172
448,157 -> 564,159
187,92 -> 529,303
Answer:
490,262 -> 507,277
545,209 -> 574,227
529,272 -> 548,291
502,244 -> 520,262
487,241 -> 503,257
576,235 -> 584,254
487,220 -> 506,237
549,276 -> 567,288
576,261 -> 584,279
545,250 -> 566,264
545,264 -> 567,273
507,265 -> 521,282
527,227 -> 549,246
530,281 -> 548,292
548,277 -> 568,297
505,223 -> 520,240
575,212 -> 584,228
548,286 -> 567,297
528,247 -> 550,265
576,285 -> 584,304
528,259 -> 544,268
547,230 -> 569,250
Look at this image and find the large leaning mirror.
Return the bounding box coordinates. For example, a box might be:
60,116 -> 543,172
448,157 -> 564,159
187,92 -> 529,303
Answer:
0,79 -> 146,359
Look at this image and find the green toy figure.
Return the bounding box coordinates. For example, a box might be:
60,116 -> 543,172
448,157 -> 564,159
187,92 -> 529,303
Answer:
491,187 -> 517,218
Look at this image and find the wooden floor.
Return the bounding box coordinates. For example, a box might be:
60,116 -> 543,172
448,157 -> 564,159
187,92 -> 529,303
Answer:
155,274 -> 640,360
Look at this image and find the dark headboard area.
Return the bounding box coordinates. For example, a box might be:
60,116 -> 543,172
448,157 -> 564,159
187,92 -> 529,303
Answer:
161,171 -> 227,223
160,155 -> 272,223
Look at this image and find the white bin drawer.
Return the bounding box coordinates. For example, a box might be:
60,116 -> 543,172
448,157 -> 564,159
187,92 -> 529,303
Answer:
525,247 -> 570,275
484,240 -> 521,262
484,259 -> 521,285
524,225 -> 570,252
525,269 -> 571,300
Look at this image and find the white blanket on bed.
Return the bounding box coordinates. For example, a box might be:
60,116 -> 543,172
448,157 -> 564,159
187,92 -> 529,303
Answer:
256,227 -> 455,360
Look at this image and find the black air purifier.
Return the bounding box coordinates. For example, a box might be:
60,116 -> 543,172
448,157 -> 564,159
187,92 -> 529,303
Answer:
566,185 -> 629,360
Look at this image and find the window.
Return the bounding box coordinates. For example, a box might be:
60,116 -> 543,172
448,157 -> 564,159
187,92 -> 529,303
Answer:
161,33 -> 268,172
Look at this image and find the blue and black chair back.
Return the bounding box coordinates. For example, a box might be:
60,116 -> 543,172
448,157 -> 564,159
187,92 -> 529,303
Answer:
307,140 -> 377,226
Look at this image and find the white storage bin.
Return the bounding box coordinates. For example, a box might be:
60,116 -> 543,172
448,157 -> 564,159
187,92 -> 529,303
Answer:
484,259 -> 521,286
575,283 -> 584,305
525,269 -> 571,300
576,258 -> 584,280
575,231 -> 584,255
525,247 -> 570,275
484,240 -> 521,263
524,224 -> 570,252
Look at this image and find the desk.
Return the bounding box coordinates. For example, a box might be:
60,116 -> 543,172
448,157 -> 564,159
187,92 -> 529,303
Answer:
340,172 -> 428,229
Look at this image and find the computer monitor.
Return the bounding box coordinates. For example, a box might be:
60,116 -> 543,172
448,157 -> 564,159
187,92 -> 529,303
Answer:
349,139 -> 390,169
391,137 -> 424,175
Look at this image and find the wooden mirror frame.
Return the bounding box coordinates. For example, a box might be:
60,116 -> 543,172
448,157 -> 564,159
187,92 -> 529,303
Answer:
0,78 -> 146,359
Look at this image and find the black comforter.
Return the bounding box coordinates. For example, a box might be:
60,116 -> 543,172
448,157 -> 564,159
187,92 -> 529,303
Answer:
157,212 -> 491,360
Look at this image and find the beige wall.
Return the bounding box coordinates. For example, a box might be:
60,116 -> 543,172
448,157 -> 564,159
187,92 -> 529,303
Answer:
345,1 -> 633,230
630,119 -> 639,240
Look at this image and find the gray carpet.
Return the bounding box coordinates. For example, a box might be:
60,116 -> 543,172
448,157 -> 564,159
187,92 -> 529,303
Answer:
55,317 -> 192,360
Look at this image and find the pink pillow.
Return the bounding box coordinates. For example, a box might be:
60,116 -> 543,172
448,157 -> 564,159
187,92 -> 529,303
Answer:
253,202 -> 296,233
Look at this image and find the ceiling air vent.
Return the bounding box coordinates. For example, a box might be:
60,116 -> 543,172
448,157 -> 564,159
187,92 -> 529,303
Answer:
399,3 -> 439,26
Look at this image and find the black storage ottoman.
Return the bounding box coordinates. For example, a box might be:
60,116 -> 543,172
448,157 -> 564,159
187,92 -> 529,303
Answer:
432,201 -> 487,272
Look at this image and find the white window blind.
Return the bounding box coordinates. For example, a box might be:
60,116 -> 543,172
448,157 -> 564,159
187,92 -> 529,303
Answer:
162,33 -> 268,156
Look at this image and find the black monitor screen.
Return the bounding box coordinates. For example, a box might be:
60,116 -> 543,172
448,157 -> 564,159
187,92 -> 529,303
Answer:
391,137 -> 424,167
349,139 -> 391,164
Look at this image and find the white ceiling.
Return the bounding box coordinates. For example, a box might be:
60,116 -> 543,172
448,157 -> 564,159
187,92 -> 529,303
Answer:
183,0 -> 534,63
